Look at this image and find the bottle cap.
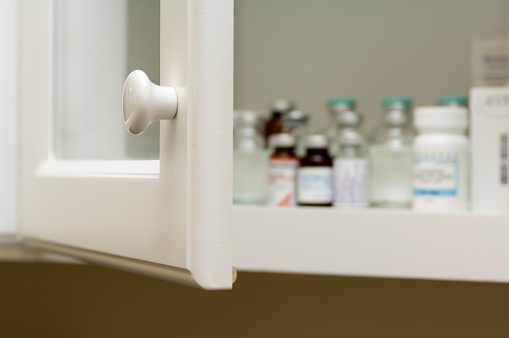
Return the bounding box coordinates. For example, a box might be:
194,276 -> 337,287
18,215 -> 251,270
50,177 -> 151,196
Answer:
282,110 -> 310,124
327,97 -> 356,107
382,97 -> 412,106
270,133 -> 296,148
271,99 -> 295,113
437,95 -> 468,107
381,98 -> 412,126
335,110 -> 362,127
304,134 -> 328,149
414,106 -> 468,131
327,97 -> 357,117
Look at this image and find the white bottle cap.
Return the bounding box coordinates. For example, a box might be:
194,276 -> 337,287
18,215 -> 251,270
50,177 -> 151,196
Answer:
234,109 -> 266,126
269,133 -> 296,148
305,134 -> 328,148
414,106 -> 468,132
271,99 -> 295,113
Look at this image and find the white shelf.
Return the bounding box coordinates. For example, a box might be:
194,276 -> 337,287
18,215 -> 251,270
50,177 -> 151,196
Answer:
233,206 -> 509,283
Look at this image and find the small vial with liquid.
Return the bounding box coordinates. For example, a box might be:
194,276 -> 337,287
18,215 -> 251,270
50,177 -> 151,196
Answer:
233,110 -> 268,205
369,97 -> 414,209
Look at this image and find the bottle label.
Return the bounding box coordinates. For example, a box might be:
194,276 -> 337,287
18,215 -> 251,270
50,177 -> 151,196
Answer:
268,158 -> 298,206
413,158 -> 458,196
333,158 -> 369,207
298,167 -> 333,204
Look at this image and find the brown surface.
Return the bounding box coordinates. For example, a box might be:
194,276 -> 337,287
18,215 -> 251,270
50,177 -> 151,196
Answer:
0,263 -> 508,337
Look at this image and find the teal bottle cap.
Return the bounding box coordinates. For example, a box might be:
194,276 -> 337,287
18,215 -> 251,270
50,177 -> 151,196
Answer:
326,97 -> 356,106
437,95 -> 468,105
382,97 -> 412,105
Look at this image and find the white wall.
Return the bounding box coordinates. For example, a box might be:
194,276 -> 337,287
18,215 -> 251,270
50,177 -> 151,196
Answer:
234,0 -> 509,135
0,0 -> 18,236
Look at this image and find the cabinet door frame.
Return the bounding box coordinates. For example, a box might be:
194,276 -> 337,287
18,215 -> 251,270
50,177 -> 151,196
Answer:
0,0 -> 19,241
19,0 -> 233,289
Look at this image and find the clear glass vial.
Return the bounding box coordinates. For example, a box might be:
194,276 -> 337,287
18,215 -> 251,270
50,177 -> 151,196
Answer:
369,97 -> 414,208
438,95 -> 469,135
412,106 -> 469,211
233,110 -> 268,205
282,110 -> 310,157
323,97 -> 357,145
330,108 -> 363,157
333,129 -> 369,208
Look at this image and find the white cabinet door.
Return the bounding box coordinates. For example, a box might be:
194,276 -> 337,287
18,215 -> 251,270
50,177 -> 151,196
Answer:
18,0 -> 233,289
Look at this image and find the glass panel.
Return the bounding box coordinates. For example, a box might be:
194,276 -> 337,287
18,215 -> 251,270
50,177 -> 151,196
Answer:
54,0 -> 160,160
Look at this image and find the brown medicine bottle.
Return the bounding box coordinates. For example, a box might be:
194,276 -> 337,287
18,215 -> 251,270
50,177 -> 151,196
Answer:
298,135 -> 333,207
268,133 -> 299,207
264,99 -> 295,148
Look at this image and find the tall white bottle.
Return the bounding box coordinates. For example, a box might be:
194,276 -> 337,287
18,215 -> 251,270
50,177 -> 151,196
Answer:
412,106 -> 469,211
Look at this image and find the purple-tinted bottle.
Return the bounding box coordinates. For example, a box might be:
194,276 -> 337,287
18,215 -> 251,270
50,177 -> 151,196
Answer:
333,128 -> 369,208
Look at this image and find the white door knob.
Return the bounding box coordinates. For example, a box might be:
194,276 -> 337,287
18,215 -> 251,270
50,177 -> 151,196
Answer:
122,70 -> 178,135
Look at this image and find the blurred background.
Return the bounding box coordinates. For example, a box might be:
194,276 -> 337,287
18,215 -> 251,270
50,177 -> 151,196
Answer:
234,0 -> 508,135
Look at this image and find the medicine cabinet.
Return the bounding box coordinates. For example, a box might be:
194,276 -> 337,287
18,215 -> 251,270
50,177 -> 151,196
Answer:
231,0 -> 509,282
1,0 -> 509,289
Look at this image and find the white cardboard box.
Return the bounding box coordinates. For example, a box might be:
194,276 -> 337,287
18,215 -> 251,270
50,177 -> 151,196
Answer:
470,39 -> 508,87
470,87 -> 508,213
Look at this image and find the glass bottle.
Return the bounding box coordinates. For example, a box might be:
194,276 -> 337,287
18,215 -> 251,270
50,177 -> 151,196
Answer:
369,97 -> 414,208
322,97 -> 357,152
264,99 -> 295,148
234,109 -> 266,142
233,111 -> 268,205
333,129 -> 369,208
282,110 -> 310,157
438,95 -> 469,135
268,133 -> 298,207
298,135 -> 333,207
330,109 -> 363,157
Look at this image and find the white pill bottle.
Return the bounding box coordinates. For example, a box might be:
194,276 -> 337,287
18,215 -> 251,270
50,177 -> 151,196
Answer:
412,106 -> 469,211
